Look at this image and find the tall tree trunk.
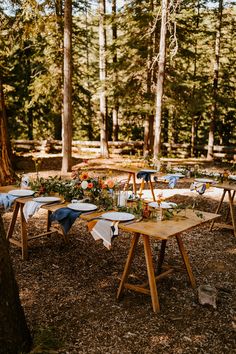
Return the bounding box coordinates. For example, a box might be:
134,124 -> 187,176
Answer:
86,1 -> 94,141
54,0 -> 63,140
0,214 -> 32,352
112,0 -> 119,141
62,0 -> 73,173
0,80 -> 15,185
143,115 -> 149,158
99,0 -> 109,158
191,0 -> 200,157
143,0 -> 154,157
153,0 -> 168,160
207,0 -> 223,160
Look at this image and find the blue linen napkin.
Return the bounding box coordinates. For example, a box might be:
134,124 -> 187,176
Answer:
190,182 -> 206,195
137,171 -> 152,182
50,207 -> 82,234
0,193 -> 18,210
167,176 -> 179,188
162,175 -> 179,188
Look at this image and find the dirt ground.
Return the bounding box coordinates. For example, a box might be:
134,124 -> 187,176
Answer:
2,157 -> 236,353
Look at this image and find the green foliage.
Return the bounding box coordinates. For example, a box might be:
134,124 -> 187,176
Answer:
1,0 -> 235,151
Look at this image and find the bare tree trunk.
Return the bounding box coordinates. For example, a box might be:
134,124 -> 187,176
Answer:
112,0 -> 119,141
153,0 -> 168,160
54,0 -> 63,140
85,1 -> 94,141
0,214 -> 32,353
99,0 -> 109,158
0,80 -> 15,185
190,0 -> 200,157
207,0 -> 223,160
143,115 -> 149,158
62,0 -> 73,173
143,0 -> 155,157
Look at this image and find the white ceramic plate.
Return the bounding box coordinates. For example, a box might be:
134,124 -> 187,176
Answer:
33,196 -> 61,203
67,203 -> 97,212
8,189 -> 35,197
194,178 -> 215,183
149,202 -> 177,209
101,212 -> 135,222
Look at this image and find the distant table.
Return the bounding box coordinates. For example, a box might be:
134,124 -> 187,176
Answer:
209,182 -> 236,237
118,210 -> 220,313
85,165 -> 158,200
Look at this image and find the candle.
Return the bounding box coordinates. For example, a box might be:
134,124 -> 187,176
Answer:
118,191 -> 127,207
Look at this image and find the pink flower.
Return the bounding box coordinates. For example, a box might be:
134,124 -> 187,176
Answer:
87,182 -> 93,189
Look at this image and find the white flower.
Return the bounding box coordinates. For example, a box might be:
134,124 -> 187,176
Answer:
81,180 -> 88,189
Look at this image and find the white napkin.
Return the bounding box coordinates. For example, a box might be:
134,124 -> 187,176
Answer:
23,201 -> 47,222
89,219 -> 119,250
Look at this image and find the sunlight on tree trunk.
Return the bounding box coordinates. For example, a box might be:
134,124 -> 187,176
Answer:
62,0 -> 73,173
207,0 -> 223,160
153,0 -> 168,161
0,80 -> 15,185
99,0 -> 109,158
112,0 -> 119,142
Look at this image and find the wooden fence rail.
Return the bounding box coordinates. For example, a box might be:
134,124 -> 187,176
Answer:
11,140 -> 236,161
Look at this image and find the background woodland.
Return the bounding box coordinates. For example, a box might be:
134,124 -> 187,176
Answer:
0,0 -> 235,159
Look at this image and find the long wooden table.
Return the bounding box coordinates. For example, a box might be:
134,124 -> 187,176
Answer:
117,209 -> 220,313
209,182 -> 236,237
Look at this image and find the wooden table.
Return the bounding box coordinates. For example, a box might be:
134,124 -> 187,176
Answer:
0,186 -> 69,260
209,182 -> 236,237
85,165 -> 158,200
117,209 -> 220,313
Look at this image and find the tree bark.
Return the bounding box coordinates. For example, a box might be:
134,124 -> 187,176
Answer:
99,0 -> 109,158
0,80 -> 15,186
0,214 -> 32,353
112,0 -> 119,141
62,0 -> 73,173
153,0 -> 168,160
143,0 -> 155,157
190,0 -> 200,157
207,0 -> 223,160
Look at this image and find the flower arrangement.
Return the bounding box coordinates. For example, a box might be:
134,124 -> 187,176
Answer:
72,171 -> 119,208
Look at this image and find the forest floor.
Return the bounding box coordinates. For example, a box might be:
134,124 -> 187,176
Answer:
3,155 -> 236,353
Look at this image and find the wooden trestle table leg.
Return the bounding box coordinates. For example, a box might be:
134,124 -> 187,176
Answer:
225,190 -> 235,222
175,234 -> 196,288
46,210 -> 52,232
6,202 -> 20,240
20,203 -> 28,260
138,179 -> 145,199
142,235 -> 160,313
149,180 -> 156,201
228,190 -> 236,237
157,239 -> 167,275
209,189 -> 226,231
124,173 -> 132,192
132,173 -> 137,195
117,233 -> 140,300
